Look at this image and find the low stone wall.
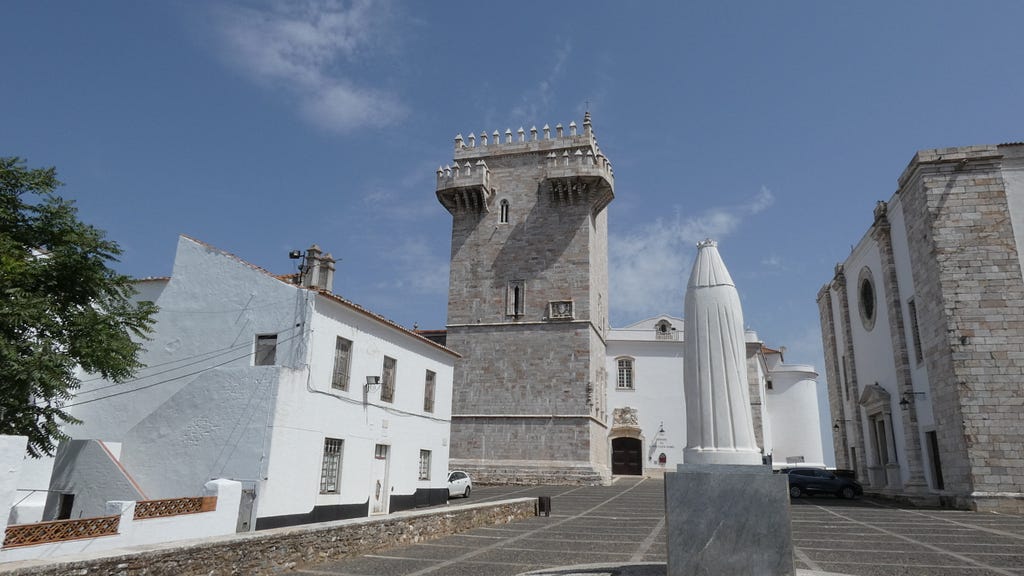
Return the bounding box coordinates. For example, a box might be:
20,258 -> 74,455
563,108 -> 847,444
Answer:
0,498 -> 537,576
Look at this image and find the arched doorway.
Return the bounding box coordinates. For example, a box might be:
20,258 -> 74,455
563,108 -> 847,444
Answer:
611,437 -> 643,476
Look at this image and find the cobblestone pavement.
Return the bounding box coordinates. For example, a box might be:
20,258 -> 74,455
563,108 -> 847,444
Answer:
291,477 -> 1024,576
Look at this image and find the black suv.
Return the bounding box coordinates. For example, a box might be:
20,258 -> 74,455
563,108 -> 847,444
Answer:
784,467 -> 863,499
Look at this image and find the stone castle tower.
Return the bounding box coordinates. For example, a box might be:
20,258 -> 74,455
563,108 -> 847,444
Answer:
436,113 -> 614,483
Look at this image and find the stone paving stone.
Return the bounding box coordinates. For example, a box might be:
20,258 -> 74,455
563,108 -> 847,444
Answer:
472,547 -> 633,567
438,561 -> 545,576
303,554 -> 445,575
817,565 -> 1007,576
292,478 -> 1024,576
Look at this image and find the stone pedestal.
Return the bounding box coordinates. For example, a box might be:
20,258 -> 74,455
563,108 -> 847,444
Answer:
666,464 -> 794,576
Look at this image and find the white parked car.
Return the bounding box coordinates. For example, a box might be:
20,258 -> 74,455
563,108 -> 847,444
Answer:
447,470 -> 472,498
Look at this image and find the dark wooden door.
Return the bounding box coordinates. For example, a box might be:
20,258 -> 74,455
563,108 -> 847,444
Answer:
611,437 -> 642,475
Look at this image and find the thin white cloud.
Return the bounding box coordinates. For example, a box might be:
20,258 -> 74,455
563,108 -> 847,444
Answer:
510,39 -> 572,123
610,187 -> 775,322
377,236 -> 449,296
216,0 -> 405,132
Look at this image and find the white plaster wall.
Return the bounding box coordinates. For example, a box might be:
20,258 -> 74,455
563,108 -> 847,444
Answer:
0,479 -> 240,563
844,239 -> 910,479
0,436 -> 28,536
606,319 -> 686,473
67,237 -> 300,442
766,367 -> 825,468
9,458 -> 52,525
59,236 -> 456,526
45,440 -> 145,520
259,297 -> 454,518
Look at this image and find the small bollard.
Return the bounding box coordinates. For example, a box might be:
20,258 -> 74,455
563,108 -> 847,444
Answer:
537,496 -> 551,517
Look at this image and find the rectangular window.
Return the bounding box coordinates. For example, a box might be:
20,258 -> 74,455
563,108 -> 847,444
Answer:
319,438 -> 344,494
254,334 -> 277,366
381,356 -> 396,403
332,337 -> 353,390
908,299 -> 923,365
506,280 -> 525,317
617,358 -> 634,390
423,370 -> 436,413
419,450 -> 431,480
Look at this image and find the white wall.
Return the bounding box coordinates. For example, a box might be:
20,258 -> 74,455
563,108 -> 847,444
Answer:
45,440 -> 145,520
57,236 -> 456,527
1,479 -> 239,563
0,436 -> 28,537
766,366 -> 825,468
606,317 -> 686,473
259,298 -> 455,518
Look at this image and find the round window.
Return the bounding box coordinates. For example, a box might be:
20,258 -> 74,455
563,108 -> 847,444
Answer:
858,267 -> 877,331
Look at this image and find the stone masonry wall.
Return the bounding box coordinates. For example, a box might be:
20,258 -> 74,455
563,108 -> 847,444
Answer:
898,145 -> 1024,510
441,118 -> 612,483
0,499 -> 537,576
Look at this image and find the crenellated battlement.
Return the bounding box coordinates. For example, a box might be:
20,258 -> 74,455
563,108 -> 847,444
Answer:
435,159 -> 493,215
448,113 -> 612,175
436,112 -> 614,215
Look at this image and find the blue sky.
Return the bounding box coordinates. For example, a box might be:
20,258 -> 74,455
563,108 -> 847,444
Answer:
3,0 -> 1023,381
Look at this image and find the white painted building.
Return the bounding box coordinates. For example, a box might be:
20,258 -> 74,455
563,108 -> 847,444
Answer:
41,235 -> 458,530
606,315 -> 824,476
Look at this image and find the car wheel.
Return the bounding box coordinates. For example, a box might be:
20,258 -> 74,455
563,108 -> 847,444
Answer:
789,485 -> 802,498
464,486 -> 471,498
840,486 -> 856,500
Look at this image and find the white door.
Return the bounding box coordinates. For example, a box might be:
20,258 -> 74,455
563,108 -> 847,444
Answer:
370,444 -> 390,515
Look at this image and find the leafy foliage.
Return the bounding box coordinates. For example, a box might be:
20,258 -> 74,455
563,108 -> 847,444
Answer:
0,157 -> 157,457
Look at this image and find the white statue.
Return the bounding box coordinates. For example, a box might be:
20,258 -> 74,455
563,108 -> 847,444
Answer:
682,239 -> 761,465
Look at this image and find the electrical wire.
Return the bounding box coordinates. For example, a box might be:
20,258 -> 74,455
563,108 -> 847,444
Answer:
59,331 -> 304,408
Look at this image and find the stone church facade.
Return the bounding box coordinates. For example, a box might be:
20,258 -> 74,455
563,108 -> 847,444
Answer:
435,115 -> 614,483
819,143 -> 1024,513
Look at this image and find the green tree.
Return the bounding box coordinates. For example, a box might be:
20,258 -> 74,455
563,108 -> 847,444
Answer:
0,157 -> 157,457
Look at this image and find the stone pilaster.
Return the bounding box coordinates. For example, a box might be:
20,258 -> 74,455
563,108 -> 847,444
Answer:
816,282 -> 847,469
831,267 -> 871,482
870,201 -> 928,490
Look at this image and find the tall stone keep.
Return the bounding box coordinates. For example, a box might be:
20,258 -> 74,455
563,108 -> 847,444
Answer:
436,114 -> 614,484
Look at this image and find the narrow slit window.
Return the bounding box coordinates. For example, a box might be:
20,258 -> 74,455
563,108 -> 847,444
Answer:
499,199 -> 510,223
507,280 -> 525,317
908,299 -> 923,365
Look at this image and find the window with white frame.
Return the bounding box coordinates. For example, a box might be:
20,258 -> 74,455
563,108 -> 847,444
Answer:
423,370 -> 436,413
419,450 -> 431,480
254,334 -> 277,366
332,337 -> 352,390
381,356 -> 396,402
319,438 -> 344,494
617,357 -> 634,390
